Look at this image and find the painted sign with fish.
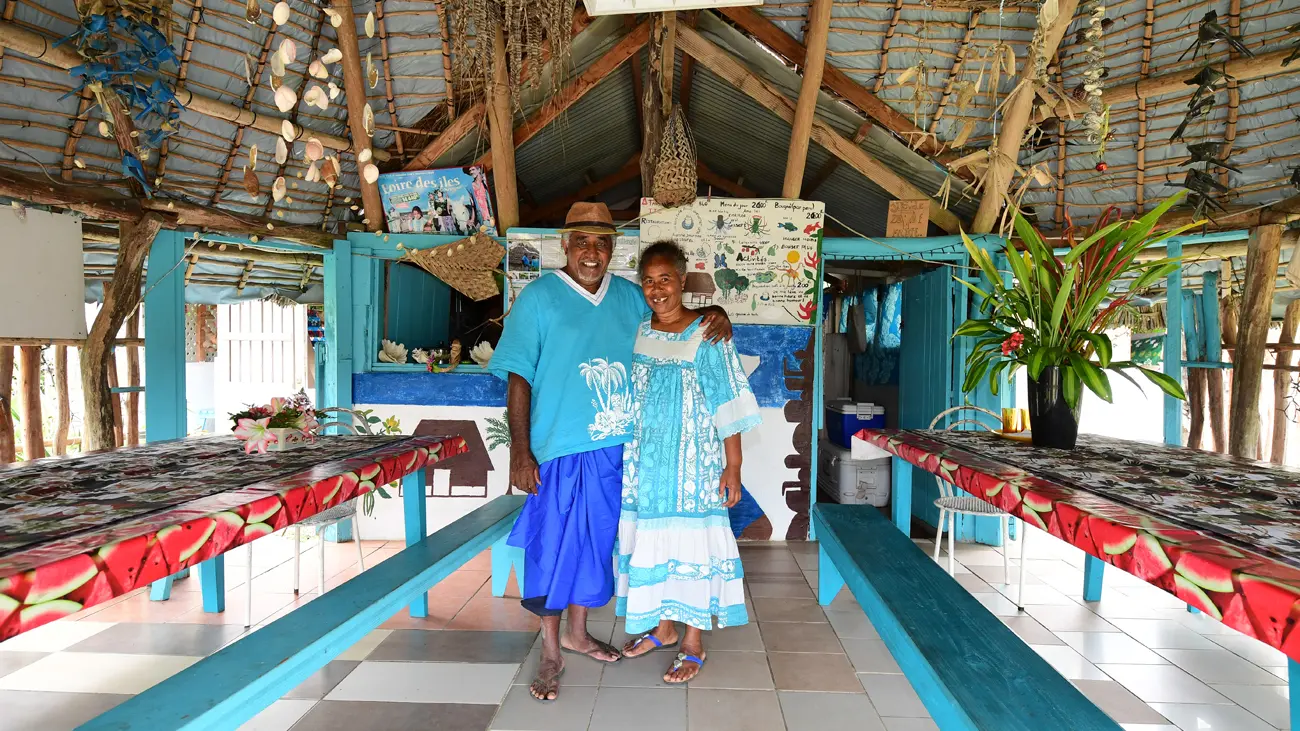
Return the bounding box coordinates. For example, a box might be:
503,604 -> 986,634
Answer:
638,197 -> 823,326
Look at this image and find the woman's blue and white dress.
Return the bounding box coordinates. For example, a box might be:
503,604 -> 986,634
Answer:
615,316 -> 762,633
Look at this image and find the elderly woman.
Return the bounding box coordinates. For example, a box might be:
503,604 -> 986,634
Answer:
615,241 -> 761,684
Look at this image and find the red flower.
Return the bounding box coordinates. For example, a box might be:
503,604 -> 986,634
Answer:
1001,332 -> 1024,355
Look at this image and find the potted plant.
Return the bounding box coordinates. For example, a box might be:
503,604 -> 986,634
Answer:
955,193 -> 1194,449
230,392 -> 323,453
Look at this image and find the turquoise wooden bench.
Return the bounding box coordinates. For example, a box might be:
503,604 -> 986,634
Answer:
78,494 -> 525,731
814,503 -> 1121,731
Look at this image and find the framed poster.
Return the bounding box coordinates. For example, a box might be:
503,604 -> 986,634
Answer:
638,198 -> 823,326
377,167 -> 497,236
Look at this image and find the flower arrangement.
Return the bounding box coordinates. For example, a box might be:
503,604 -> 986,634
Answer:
230,390 -> 324,454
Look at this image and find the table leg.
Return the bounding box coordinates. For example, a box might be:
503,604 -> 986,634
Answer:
1290,659 -> 1299,730
403,470 -> 428,618
149,575 -> 174,601
817,544 -> 845,606
199,556 -> 226,613
891,457 -> 912,536
490,536 -> 525,598
1083,555 -> 1104,603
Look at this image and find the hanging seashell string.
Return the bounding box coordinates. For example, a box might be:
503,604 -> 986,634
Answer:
1080,0 -> 1109,164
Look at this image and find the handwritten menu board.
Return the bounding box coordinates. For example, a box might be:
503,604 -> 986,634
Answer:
886,199 -> 929,238
638,197 -> 823,326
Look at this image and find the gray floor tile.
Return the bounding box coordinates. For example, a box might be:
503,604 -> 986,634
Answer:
953,573 -> 996,593
64,623 -> 247,656
599,651 -> 681,688
295,700 -> 496,731
842,639 -> 902,674
0,689 -> 129,730
881,719 -> 940,731
688,689 -> 785,731
747,578 -> 815,599
1148,702 -> 1276,731
1029,645 -> 1109,680
825,609 -> 879,639
704,622 -> 765,651
325,661 -> 518,704
859,673 -> 928,717
758,621 -> 844,653
284,661 -> 360,700
589,686 -> 686,731
778,689 -> 887,731
769,652 -> 861,692
1070,679 -> 1171,724
687,650 -> 774,690
491,684 -> 598,731
1000,615 -> 1066,645
517,647 -> 606,687
0,652 -> 46,681
751,597 -> 827,623
369,630 -> 535,664
239,699 -> 316,731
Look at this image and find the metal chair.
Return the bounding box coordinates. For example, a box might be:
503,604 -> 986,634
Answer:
243,408 -> 374,627
929,405 -> 1028,610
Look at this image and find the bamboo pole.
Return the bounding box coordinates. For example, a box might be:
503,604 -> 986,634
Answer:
54,345 -> 69,455
18,345 -> 42,460
783,0 -> 832,199
332,0 -> 384,231
1229,225 -> 1283,458
487,26 -> 519,230
107,351 -> 123,448
1272,300 -> 1300,463
0,346 -> 12,463
125,310 -> 141,447
1187,368 -> 1206,450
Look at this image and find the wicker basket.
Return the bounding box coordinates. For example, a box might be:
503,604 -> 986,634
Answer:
401,230 -> 505,301
652,105 -> 698,208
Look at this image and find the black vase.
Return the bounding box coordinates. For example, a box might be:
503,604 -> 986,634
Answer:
1027,366 -> 1081,449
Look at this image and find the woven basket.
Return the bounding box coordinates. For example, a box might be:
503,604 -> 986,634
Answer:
652,105 -> 697,208
402,230 -> 505,301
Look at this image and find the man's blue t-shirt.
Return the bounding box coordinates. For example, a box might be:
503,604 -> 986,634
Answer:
489,271 -> 650,464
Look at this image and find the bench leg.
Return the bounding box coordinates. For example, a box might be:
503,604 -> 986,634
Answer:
1290,658 -> 1300,730
490,536 -> 525,598
890,457 -> 912,536
199,556 -> 226,613
1082,554 -> 1104,603
817,545 -> 845,606
149,575 -> 175,601
403,470 -> 428,618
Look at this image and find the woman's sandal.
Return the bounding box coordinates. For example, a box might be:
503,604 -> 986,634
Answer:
664,652 -> 706,684
624,632 -> 679,658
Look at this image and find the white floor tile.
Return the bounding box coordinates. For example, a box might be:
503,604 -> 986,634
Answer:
1025,604 -> 1121,632
0,621 -> 116,653
1153,649 -> 1285,686
336,630 -> 393,661
0,652 -> 198,694
1107,620 -> 1221,650
1029,645 -> 1110,680
1071,679 -> 1171,724
1210,684 -> 1290,729
325,661 -> 518,704
1097,664 -> 1230,705
973,592 -> 1023,617
860,673 -> 928,718
238,699 -> 317,731
1208,634 -> 1289,668
1148,702 -> 1277,731
1057,632 -> 1169,665
881,719 -> 940,731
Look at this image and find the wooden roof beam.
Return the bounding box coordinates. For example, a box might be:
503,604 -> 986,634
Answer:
783,0 -> 831,198
521,153 -> 641,225
676,24 -> 961,233
333,0 -> 384,231
487,26 -> 519,229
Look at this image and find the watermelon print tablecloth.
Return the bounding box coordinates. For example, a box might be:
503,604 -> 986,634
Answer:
860,428 -> 1300,661
0,434 -> 467,640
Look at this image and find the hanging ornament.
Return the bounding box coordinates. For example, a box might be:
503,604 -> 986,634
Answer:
321,48 -> 343,65
249,144 -> 259,168
362,103 -> 375,136
269,72 -> 283,91
272,176 -> 287,202
358,148 -> 373,163
321,157 -> 339,188
275,137 -> 288,164
328,82 -> 340,99
309,59 -> 328,79
270,51 -> 285,77
98,120 -> 110,137
278,38 -> 298,65
1081,0 -> 1108,149
367,52 -> 378,89
366,12 -> 376,38
272,1 -> 290,26
324,8 -> 343,27
304,137 -> 325,161
1095,161 -> 1108,172
245,0 -> 262,23
281,119 -> 296,142
304,85 -> 329,110
242,167 -> 261,198
305,160 -> 321,183
274,84 -> 297,112
362,163 -> 379,184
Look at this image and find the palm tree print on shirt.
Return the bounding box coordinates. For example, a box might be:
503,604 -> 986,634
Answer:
579,358 -> 634,440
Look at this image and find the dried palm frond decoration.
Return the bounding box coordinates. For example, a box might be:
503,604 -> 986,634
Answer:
448,0 -> 575,104
399,231 -> 506,301
1079,0 -> 1108,153
652,106 -> 697,208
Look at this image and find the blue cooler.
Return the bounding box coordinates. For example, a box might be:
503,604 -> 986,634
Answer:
825,400 -> 886,449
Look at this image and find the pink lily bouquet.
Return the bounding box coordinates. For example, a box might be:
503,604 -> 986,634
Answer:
230,390 -> 325,454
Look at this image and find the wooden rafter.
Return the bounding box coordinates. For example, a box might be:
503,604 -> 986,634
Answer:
475,22 -> 650,172
264,11 -> 327,218
783,0 -> 831,199
487,26 -> 519,229
676,24 -> 960,233
872,0 -> 904,95
805,120 -> 871,196
522,153 -> 641,225
210,25 -> 277,205
333,0 -> 384,230
1221,0 -> 1242,191
679,12 -> 700,114
60,88 -> 93,182
374,1 -> 405,158
697,164 -> 756,198
718,6 -> 943,160
928,11 -> 978,137
1135,0 -> 1153,210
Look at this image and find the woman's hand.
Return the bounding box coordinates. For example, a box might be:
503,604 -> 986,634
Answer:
697,306 -> 733,343
719,465 -> 742,508
510,447 -> 541,495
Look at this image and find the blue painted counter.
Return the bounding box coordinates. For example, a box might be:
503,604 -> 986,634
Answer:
353,371 -> 507,407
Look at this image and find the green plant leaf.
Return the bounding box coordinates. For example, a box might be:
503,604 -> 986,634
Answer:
1069,352 -> 1113,403
954,276 -> 993,303
1082,332 -> 1113,367
1048,262 -> 1077,344
953,319 -> 1000,338
1062,220 -> 1125,266
1028,348 -> 1048,380
1062,365 -> 1082,410
1136,366 -> 1188,400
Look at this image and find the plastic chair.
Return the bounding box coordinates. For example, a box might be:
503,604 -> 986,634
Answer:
243,409 -> 374,627
928,405 -> 1028,611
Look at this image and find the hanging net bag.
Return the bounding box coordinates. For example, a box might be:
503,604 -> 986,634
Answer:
652,105 -> 698,208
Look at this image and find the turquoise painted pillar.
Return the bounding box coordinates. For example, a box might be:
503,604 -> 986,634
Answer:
143,230 -> 196,603
1164,238 -> 1183,447
322,239 -> 353,410
810,251 -> 824,541
1289,659 -> 1299,729
1083,555 -> 1105,602
403,469 -> 428,617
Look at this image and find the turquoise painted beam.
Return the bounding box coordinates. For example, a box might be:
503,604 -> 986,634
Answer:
350,253 -> 374,376
810,251 -> 825,541
348,231 -> 501,259
1051,230 -> 1248,257
1164,237 -> 1183,447
1202,271 -> 1222,365
403,469 -> 428,617
322,239 -> 353,410
822,234 -> 999,260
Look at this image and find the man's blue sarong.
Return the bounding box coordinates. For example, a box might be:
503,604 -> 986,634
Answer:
508,444 -> 623,616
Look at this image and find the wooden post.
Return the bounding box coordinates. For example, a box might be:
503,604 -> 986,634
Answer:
1229,224 -> 1283,458
641,13 -> 674,193
54,345 -> 70,455
332,0 -> 383,231
972,0 -> 1079,233
107,353 -> 123,447
126,310 -> 141,446
1272,299 -> 1300,463
783,0 -> 831,199
82,213 -> 164,452
0,345 -> 13,462
1184,291 -> 1204,450
18,345 -> 41,460
487,26 -> 519,230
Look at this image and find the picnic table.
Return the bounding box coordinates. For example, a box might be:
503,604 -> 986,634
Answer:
859,429 -> 1300,685
0,434 -> 467,640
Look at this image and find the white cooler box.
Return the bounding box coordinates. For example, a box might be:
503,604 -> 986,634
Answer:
818,438 -> 891,507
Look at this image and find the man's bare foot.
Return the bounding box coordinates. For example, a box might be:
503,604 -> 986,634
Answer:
560,632 -> 621,663
622,625 -> 680,658
529,656 -> 564,701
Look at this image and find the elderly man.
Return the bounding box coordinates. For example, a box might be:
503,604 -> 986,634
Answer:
488,202 -> 731,701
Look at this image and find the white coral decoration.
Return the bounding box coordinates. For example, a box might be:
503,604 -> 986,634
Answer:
411,348 -> 431,364
470,341 -> 494,367
378,339 -> 408,363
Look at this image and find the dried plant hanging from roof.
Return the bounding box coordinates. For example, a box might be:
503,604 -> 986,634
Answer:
651,106 -> 697,208
399,231 -> 506,301
447,0 -> 575,104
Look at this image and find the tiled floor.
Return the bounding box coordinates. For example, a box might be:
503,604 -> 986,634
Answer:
0,525 -> 1291,730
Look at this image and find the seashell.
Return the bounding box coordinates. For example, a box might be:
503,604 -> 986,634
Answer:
321,48 -> 343,65
304,137 -> 324,161
272,176 -> 287,202
273,84 -> 297,112
410,349 -> 430,364
242,167 -> 260,198
321,157 -> 339,188
275,137 -> 288,164
362,163 -> 379,184
245,0 -> 262,23
281,119 -> 296,142
358,148 -> 372,163
98,120 -> 110,136
365,11 -> 376,37
269,72 -> 282,91
305,160 -> 320,183
469,341 -> 494,367
244,53 -> 254,87
270,49 -> 285,77
308,59 -> 327,79
367,54 -> 379,88
324,8 -> 342,28
304,85 -> 328,110
378,339 -> 407,364
328,82 -> 339,99
278,38 -> 297,64
272,1 -> 290,25
73,158 -> 85,169
248,144 -> 259,169
362,103 -> 374,136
